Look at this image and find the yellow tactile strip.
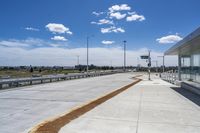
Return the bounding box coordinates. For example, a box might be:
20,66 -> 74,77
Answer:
29,77 -> 142,133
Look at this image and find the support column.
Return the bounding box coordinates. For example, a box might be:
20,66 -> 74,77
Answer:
178,54 -> 181,81
190,55 -> 194,81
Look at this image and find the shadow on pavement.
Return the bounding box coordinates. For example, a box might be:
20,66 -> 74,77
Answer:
171,87 -> 200,106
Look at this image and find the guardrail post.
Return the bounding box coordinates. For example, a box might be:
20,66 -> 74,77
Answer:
16,82 -> 19,87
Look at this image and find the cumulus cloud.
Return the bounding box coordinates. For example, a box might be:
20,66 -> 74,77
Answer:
91,19 -> 114,25
109,4 -> 131,13
156,34 -> 183,44
25,27 -> 39,31
109,12 -> 126,20
51,36 -> 67,41
45,23 -> 72,35
91,4 -> 145,34
126,13 -> 145,21
101,26 -> 125,33
0,46 -> 177,66
92,11 -> 104,16
102,40 -> 115,45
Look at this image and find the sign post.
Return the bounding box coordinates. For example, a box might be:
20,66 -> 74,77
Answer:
140,50 -> 151,80
148,50 -> 151,80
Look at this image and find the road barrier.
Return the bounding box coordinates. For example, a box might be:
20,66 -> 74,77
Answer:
0,71 -> 123,89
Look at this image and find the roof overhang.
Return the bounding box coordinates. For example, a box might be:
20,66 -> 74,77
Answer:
165,27 -> 200,56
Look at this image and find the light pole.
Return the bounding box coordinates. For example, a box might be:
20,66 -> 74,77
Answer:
86,35 -> 94,74
152,60 -> 158,72
77,55 -> 80,66
156,60 -> 158,72
86,36 -> 89,74
158,55 -> 165,73
123,40 -> 127,72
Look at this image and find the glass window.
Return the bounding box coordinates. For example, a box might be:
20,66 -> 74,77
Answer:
191,54 -> 200,83
181,56 -> 191,81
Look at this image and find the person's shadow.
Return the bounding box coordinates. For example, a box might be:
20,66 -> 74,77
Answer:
171,87 -> 200,106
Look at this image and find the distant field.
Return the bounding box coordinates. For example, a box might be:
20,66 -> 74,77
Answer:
0,69 -> 79,78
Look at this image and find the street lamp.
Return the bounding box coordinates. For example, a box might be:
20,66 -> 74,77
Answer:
152,60 -> 158,72
77,55 -> 80,66
158,55 -> 165,73
123,40 -> 127,72
86,36 -> 89,74
86,35 -> 94,74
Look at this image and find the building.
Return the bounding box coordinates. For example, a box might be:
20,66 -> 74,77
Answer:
165,27 -> 200,84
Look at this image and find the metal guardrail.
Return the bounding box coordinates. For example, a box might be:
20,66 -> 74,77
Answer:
0,71 -> 123,89
161,70 -> 178,84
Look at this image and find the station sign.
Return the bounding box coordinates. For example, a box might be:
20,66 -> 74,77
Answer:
140,55 -> 149,59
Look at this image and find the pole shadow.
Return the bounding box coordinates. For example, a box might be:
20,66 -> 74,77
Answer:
170,87 -> 200,106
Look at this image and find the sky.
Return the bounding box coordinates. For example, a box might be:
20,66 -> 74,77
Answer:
0,0 -> 200,66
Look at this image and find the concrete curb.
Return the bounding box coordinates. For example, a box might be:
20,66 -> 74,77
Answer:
181,82 -> 200,96
28,77 -> 142,133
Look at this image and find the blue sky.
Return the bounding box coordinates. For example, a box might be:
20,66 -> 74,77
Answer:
0,0 -> 200,66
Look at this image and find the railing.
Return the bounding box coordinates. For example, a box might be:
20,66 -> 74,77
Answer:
0,70 -> 124,89
161,70 -> 178,84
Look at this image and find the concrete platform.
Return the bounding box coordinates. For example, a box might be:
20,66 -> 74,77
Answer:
0,73 -> 136,133
59,75 -> 200,133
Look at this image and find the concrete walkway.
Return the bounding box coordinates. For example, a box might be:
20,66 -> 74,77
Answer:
60,75 -> 200,133
0,73 -> 136,133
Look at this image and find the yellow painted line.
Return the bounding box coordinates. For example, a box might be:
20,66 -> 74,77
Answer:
28,76 -> 142,133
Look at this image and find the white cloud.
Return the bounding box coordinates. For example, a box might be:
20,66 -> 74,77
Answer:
45,23 -> 72,34
0,46 -> 177,66
51,36 -> 67,41
0,38 -> 46,48
101,26 -> 125,33
91,19 -> 114,25
91,4 -> 145,34
25,27 -> 39,31
127,12 -> 136,15
92,11 -> 104,16
0,38 -> 67,49
110,12 -> 126,20
109,4 -> 131,13
126,13 -> 145,22
91,22 -> 97,25
156,34 -> 183,44
102,40 -> 115,45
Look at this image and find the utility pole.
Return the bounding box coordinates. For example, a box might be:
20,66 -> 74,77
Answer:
123,40 -> 127,72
